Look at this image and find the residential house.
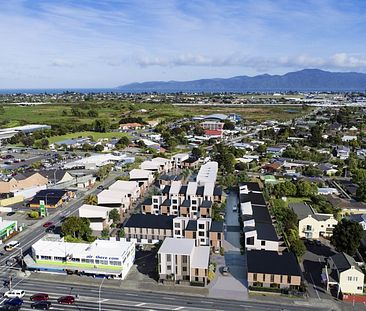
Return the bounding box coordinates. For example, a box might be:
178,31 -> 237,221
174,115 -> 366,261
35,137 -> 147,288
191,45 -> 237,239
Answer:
334,146 -> 350,160
108,180 -> 140,203
342,135 -> 357,142
290,203 -> 338,239
171,153 -> 190,168
78,204 -> 112,231
323,252 -> 365,295
97,190 -> 130,214
119,123 -> 144,130
196,161 -> 218,186
158,238 -> 210,286
129,169 -> 154,194
247,250 -> 302,290
318,163 -> 338,176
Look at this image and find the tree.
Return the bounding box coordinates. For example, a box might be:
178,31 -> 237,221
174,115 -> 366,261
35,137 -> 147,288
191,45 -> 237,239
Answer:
109,208 -> 120,223
21,136 -> 35,147
310,125 -> 323,147
96,164 -> 112,180
223,120 -> 235,130
331,219 -> 363,255
84,194 -> 97,205
115,136 -> 130,149
61,216 -> 92,241
87,109 -> 98,117
101,227 -> 110,239
191,147 -> 204,159
93,119 -> 110,132
94,144 -> 104,152
296,181 -> 317,197
356,183 -> 366,202
118,229 -> 125,238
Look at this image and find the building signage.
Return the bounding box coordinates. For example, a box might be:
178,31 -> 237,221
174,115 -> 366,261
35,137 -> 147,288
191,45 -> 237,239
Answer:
39,200 -> 46,217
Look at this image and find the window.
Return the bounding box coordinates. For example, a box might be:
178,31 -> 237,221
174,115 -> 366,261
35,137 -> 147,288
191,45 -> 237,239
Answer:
54,256 -> 65,262
198,224 -> 204,229
167,254 -> 171,262
182,256 -> 188,264
109,260 -> 122,266
167,265 -> 171,271
357,286 -> 363,290
175,230 -> 180,235
172,199 -> 177,204
153,199 -> 158,203
261,241 -> 265,246
280,275 -> 283,283
354,277 -> 358,282
174,223 -> 180,228
192,200 -> 197,205
183,267 -> 187,272
287,275 -> 291,284
253,273 -> 257,281
348,276 -> 352,281
246,237 -> 254,245
81,258 -> 94,264
199,231 -> 205,237
270,274 -> 275,282
306,225 -> 312,231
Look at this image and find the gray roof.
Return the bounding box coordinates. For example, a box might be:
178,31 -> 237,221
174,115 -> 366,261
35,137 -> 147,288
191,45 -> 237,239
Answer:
256,223 -> 278,241
289,202 -> 313,220
330,252 -> 362,274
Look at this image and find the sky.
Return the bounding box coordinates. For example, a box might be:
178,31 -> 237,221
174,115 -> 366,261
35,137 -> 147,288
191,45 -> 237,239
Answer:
1,0 -> 366,88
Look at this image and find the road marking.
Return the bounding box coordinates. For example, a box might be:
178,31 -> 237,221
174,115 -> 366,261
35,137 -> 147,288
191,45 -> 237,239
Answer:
162,297 -> 175,300
136,302 -> 146,306
173,307 -> 184,310
125,293 -> 138,296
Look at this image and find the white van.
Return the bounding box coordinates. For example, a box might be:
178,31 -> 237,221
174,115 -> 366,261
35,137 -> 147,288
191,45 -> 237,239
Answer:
4,290 -> 25,298
4,241 -> 20,251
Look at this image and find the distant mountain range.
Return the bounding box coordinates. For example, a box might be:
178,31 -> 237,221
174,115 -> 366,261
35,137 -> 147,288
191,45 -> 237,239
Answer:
117,69 -> 366,92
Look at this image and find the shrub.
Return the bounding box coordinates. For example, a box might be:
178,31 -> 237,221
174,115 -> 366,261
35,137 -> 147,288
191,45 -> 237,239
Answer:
220,247 -> 225,256
29,211 -> 39,219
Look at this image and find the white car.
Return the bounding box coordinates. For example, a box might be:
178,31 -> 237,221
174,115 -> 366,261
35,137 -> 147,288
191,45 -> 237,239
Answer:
232,205 -> 237,212
4,290 -> 25,298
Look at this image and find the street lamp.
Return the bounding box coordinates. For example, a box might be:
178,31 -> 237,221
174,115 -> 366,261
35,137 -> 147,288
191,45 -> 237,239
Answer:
99,277 -> 105,311
45,192 -> 55,207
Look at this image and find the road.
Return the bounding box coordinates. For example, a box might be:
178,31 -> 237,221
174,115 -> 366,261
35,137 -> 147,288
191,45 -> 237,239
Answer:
0,278 -> 331,311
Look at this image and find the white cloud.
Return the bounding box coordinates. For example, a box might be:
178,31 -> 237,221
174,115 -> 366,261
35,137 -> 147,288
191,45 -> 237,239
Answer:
50,59 -> 75,68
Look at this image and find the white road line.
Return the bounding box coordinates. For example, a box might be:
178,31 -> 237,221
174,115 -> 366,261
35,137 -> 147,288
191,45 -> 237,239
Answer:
136,302 -> 146,306
162,297 -> 175,300
173,307 -> 184,311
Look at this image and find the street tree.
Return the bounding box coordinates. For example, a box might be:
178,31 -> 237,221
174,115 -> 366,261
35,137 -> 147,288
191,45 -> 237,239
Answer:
61,216 -> 92,241
109,208 -> 120,223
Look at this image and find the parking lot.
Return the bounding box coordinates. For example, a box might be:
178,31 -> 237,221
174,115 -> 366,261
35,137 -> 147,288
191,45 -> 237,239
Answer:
302,239 -> 337,300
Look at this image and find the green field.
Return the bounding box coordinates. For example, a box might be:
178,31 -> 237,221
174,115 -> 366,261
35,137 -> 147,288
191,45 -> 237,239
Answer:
0,102 -> 313,129
47,131 -> 130,144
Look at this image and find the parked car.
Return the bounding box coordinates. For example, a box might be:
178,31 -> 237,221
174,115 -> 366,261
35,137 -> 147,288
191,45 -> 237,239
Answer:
4,298 -> 23,307
97,185 -> 104,190
222,266 -> 230,276
315,240 -> 322,246
57,296 -> 75,304
232,205 -> 237,212
30,293 -> 49,301
307,239 -> 315,245
46,225 -> 56,232
31,301 -> 51,310
4,291 -> 25,299
4,241 -> 20,251
42,222 -> 53,228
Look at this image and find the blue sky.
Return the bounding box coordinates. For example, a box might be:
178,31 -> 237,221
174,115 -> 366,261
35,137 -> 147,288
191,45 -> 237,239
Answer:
1,0 -> 366,88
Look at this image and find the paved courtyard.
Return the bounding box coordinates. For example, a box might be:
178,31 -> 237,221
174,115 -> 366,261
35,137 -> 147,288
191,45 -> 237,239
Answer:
208,190 -> 248,300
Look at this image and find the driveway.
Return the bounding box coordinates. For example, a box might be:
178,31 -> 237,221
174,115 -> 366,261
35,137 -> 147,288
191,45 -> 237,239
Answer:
208,190 -> 248,300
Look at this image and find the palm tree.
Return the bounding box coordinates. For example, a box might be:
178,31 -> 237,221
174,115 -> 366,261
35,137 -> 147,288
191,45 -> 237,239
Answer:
84,194 -> 97,205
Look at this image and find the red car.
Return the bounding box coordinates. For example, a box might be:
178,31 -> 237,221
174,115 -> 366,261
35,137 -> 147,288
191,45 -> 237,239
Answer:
42,222 -> 53,228
30,293 -> 49,301
57,296 -> 75,304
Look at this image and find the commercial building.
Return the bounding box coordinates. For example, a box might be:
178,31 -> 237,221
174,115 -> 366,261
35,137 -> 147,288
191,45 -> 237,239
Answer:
27,234 -> 135,279
247,250 -> 302,290
28,189 -> 74,209
97,190 -> 131,214
140,157 -> 172,173
0,218 -> 17,242
63,153 -> 135,170
78,204 -> 113,232
323,252 -> 365,295
0,172 -> 48,197
158,238 -> 210,286
290,203 -> 338,239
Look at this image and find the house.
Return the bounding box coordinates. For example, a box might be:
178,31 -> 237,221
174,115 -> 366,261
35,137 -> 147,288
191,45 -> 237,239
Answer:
201,121 -> 224,138
129,169 -> 154,194
333,146 -> 350,160
119,123 -> 144,130
262,161 -> 282,173
318,163 -> 338,176
158,237 -> 210,286
247,250 -> 302,290
323,252 -> 365,295
36,170 -> 74,185
140,157 -> 172,173
54,137 -> 90,149
28,189 -> 73,209
158,174 -> 182,189
171,153 -> 189,168
290,203 -> 338,239
266,144 -> 288,156
348,214 -> 366,230
78,204 -> 113,231
342,135 -> 357,142
182,157 -> 200,169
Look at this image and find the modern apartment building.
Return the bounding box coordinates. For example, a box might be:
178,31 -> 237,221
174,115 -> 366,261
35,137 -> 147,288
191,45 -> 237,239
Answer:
247,250 -> 302,290
158,238 -> 210,286
142,180 -> 220,219
124,214 -> 223,250
196,161 -> 218,186
240,183 -> 280,251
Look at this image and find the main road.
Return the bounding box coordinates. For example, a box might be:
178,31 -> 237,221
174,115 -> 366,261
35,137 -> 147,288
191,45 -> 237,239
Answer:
0,277 -> 332,311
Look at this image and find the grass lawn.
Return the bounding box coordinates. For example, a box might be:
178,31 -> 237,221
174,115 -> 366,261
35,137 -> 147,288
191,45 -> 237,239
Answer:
286,197 -> 311,204
47,131 -> 130,144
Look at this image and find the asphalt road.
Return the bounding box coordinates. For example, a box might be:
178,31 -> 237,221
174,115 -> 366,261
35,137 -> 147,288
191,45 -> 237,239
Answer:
0,278 -> 331,311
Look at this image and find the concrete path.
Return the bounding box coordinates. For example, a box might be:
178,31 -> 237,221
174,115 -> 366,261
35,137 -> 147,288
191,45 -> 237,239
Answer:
208,190 -> 248,300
